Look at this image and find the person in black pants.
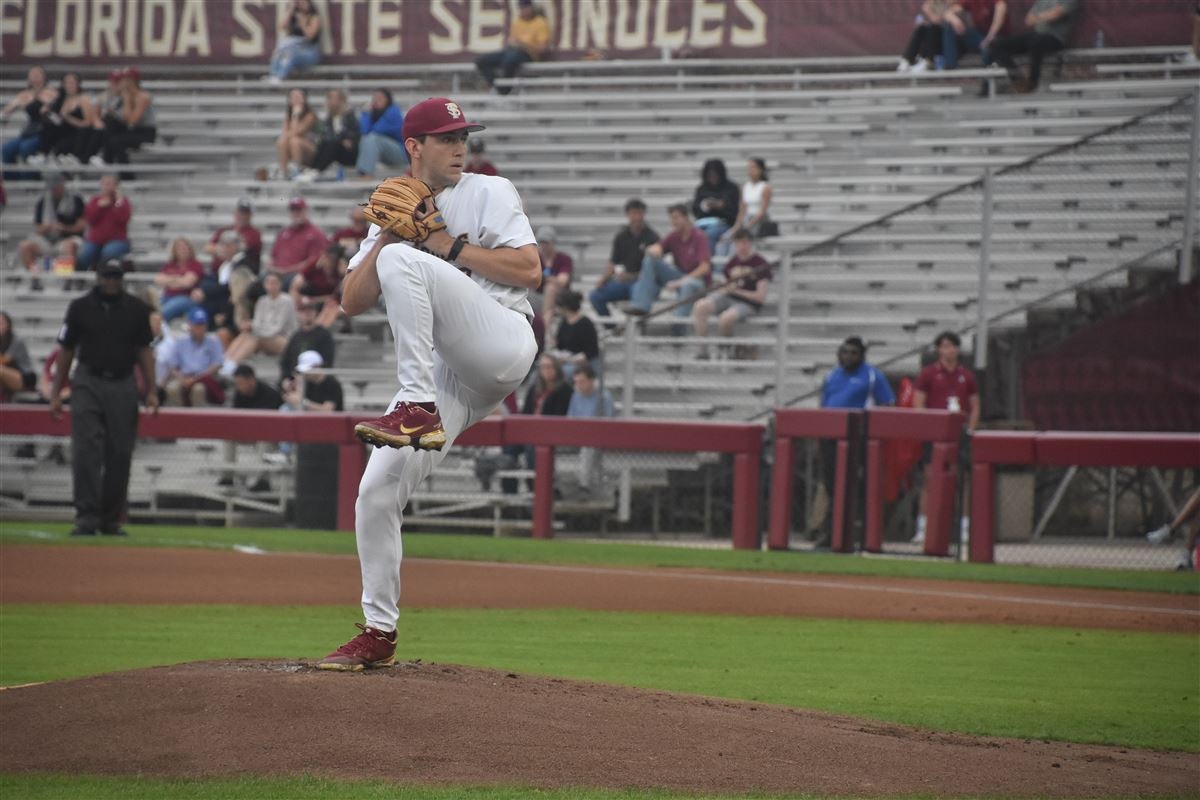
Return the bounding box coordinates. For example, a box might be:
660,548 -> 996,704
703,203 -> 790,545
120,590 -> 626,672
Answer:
987,0 -> 1077,93
50,259 -> 157,537
297,89 -> 360,182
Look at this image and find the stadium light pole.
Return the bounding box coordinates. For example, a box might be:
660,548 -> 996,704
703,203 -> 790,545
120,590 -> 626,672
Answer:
1181,85 -> 1199,284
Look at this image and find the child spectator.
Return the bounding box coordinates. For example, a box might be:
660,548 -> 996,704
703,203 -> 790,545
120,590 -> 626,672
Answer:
298,89 -> 359,182
154,237 -> 205,323
355,89 -> 405,178
17,173 -> 85,273
691,230 -> 771,359
267,0 -> 322,83
221,272 -> 298,375
92,68 -> 156,169
163,308 -> 225,406
78,174 -> 131,271
475,0 -> 551,94
276,88 -> 317,181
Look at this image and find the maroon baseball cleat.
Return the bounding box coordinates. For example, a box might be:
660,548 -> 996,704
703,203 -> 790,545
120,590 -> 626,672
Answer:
354,402 -> 447,451
317,624 -> 398,671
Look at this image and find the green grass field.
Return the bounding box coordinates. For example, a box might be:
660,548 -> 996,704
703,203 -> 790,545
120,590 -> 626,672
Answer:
3,521 -> 1198,595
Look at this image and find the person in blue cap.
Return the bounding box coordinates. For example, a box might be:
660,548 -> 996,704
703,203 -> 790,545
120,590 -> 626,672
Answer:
162,306 -> 226,406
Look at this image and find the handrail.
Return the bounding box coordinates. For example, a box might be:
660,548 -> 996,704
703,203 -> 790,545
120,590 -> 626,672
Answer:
755,237 -> 1184,419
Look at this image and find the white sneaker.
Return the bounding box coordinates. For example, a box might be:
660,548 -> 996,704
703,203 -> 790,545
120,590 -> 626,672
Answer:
25,153 -> 46,166
58,153 -> 81,167
1146,524 -> 1172,545
1174,551 -> 1194,571
89,155 -> 109,168
896,58 -> 912,73
911,59 -> 930,74
262,75 -> 283,85
294,168 -> 319,183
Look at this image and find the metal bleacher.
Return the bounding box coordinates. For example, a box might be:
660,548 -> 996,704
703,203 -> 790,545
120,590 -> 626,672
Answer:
1,48 -> 1195,528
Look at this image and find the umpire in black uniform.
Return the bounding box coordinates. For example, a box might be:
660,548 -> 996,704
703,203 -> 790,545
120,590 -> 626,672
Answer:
50,258 -> 158,537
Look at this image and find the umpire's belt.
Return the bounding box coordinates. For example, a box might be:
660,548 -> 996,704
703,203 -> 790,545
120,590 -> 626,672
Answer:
82,364 -> 133,381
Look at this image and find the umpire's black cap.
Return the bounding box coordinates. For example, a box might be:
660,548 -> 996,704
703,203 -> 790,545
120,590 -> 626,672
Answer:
98,258 -> 126,277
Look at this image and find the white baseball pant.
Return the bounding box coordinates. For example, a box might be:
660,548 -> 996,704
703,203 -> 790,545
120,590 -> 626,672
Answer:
355,244 -> 537,632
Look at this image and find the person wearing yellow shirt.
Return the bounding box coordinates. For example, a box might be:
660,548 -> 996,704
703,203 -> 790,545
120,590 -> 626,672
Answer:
475,0 -> 551,95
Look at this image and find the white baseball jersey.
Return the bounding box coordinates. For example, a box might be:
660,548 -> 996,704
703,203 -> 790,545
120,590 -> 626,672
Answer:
348,172 -> 537,317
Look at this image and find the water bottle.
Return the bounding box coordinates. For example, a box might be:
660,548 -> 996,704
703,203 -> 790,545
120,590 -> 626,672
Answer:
934,55 -> 945,71
1094,30 -> 1105,49
947,395 -> 962,413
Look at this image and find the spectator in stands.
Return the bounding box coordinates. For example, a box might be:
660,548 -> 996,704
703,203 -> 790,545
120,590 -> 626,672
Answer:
912,330 -> 979,543
163,308 -> 225,407
17,173 -> 85,274
692,159 -> 742,257
78,174 -> 131,272
154,237 -> 205,323
551,289 -> 600,379
197,230 -> 255,347
942,0 -> 1007,72
232,363 -> 283,411
263,197 -> 326,294
691,229 -> 771,360
987,0 -> 1077,93
331,206 -> 370,253
280,298 -> 335,383
589,198 -> 658,319
204,198 -> 262,275
298,89 -> 359,183
476,0 -> 551,95
626,203 -> 711,321
568,364 -> 613,418
92,68 -> 156,169
276,88 -> 318,180
733,158 -> 776,240
0,312 -> 36,401
1147,488 -> 1200,570
221,272 -> 298,376
282,350 -> 344,411
897,1 -> 949,73
355,89 -> 405,178
290,243 -> 347,329
494,353 -> 572,493
40,71 -> 100,166
532,225 -> 572,330
267,0 -> 322,84
2,66 -> 54,165
464,138 -> 498,176
1192,4 -> 1200,64
50,259 -> 156,537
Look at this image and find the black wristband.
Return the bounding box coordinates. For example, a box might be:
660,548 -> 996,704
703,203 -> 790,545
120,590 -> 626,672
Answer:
447,234 -> 468,264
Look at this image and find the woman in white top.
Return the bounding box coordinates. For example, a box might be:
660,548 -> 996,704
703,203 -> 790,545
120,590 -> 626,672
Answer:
734,157 -> 774,239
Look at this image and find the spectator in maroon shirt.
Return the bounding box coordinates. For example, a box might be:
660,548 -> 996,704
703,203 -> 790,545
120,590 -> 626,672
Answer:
628,203 -> 711,320
691,229 -> 771,359
330,206 -> 369,254
290,242 -> 347,329
912,330 -> 980,543
204,197 -> 262,274
255,197 -> 326,302
464,138 -> 498,176
533,225 -> 572,333
154,237 -> 205,323
77,174 -> 131,271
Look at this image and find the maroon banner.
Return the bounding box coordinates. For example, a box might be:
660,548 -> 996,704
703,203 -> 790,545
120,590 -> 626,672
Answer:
0,0 -> 1192,66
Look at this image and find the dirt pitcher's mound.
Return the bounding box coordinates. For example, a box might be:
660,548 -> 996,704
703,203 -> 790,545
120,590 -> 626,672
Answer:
1,661 -> 1196,797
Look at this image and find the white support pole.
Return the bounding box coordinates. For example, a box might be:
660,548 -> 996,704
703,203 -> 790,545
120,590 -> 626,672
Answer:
1180,85 -> 1200,284
622,317 -> 636,418
774,252 -> 792,408
975,169 -> 994,370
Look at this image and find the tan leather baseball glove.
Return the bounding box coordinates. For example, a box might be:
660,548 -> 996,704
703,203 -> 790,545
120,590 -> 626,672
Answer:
361,176 -> 447,244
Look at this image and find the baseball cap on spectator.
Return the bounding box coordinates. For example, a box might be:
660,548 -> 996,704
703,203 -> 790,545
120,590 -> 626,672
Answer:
236,197 -> 253,213
402,97 -> 487,141
287,197 -> 307,211
232,364 -> 256,379
537,226 -> 557,243
107,69 -> 124,84
98,258 -> 125,277
296,350 -> 324,374
187,307 -> 209,326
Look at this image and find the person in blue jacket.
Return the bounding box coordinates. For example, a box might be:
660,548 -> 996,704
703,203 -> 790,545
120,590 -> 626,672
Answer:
356,88 -> 406,178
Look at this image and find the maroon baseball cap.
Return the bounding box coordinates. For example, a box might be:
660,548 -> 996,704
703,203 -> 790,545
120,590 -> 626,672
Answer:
402,97 -> 486,141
